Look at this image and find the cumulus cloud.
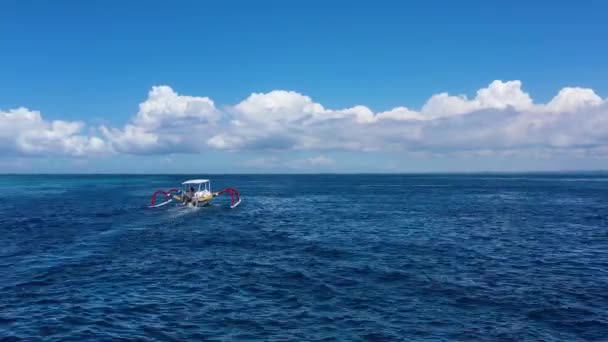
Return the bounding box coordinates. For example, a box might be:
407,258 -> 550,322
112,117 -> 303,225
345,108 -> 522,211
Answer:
133,85 -> 219,129
375,107 -> 423,121
419,80 -> 533,118
207,80 -> 607,154
542,87 -> 603,113
0,107 -> 108,157
233,90 -> 375,125
101,85 -> 221,154
1,80 -> 607,160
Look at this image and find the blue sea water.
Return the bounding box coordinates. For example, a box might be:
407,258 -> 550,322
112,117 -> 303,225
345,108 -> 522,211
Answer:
1,174 -> 607,341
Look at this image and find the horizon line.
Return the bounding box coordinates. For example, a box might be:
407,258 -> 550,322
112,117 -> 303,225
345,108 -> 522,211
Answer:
1,170 -> 607,176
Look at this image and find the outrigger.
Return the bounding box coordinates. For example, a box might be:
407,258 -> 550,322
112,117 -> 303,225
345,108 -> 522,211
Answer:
149,179 -> 241,209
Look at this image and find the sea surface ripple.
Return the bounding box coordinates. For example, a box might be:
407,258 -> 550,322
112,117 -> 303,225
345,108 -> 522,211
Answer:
1,174 -> 607,341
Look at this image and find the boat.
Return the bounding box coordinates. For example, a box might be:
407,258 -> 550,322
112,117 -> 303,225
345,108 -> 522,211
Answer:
149,179 -> 241,209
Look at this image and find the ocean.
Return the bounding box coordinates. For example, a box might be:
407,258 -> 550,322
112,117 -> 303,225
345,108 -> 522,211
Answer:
1,174 -> 607,341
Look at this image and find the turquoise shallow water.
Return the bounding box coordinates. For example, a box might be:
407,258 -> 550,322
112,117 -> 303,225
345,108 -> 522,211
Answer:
1,174 -> 607,341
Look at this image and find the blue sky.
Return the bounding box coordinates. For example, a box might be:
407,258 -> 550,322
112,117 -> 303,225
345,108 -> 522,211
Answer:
1,0 -> 608,173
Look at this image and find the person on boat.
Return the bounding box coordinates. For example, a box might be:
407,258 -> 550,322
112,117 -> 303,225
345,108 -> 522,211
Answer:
188,186 -> 196,202
184,186 -> 196,204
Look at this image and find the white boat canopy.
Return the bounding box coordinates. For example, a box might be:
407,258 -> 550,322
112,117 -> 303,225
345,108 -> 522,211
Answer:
182,179 -> 210,185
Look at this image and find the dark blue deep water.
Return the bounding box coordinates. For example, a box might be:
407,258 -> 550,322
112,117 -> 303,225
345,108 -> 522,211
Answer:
1,174 -> 608,341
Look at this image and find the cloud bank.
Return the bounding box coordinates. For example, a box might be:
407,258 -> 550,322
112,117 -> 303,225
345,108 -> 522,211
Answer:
0,107 -> 108,157
1,80 -> 607,159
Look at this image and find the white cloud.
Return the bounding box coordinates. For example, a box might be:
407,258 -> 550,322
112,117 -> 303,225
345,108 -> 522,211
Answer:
542,87 -> 603,113
233,90 -> 375,125
101,85 -> 221,154
0,107 -> 109,157
421,80 -> 533,118
134,86 -> 219,128
2,80 -> 607,161
206,133 -> 244,150
99,124 -> 159,154
375,106 -> 424,121
234,90 -> 324,124
210,80 -> 607,153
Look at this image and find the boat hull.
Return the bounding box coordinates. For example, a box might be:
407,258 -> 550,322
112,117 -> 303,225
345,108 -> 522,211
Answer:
185,199 -> 211,207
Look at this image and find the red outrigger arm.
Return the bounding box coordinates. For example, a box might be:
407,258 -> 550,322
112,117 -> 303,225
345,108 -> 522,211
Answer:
150,188 -> 179,207
214,187 -> 242,208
